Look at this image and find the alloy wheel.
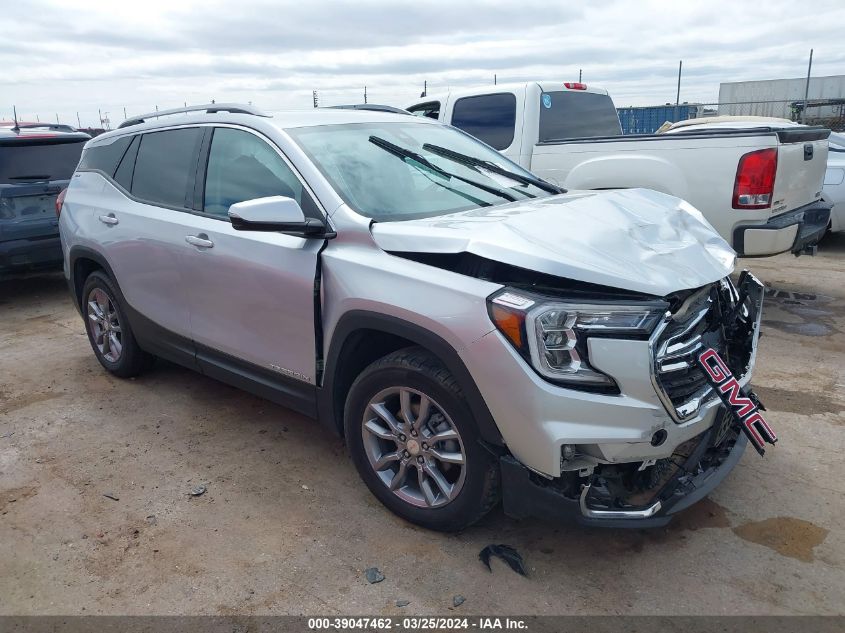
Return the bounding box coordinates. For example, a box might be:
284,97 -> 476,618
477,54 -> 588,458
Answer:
361,386 -> 466,508
87,288 -> 123,363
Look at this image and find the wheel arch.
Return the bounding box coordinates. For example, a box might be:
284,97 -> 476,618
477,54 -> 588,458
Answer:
317,311 -> 504,447
68,246 -> 118,313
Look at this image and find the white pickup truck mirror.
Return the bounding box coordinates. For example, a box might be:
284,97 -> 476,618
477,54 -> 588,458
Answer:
228,196 -> 333,238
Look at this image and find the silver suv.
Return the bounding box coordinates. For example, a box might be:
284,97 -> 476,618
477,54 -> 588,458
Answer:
59,104 -> 768,531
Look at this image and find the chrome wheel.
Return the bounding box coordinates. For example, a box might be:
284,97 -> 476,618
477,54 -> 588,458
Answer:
87,288 -> 122,363
361,386 -> 466,508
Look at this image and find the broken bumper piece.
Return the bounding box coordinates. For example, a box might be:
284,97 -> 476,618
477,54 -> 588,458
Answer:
500,419 -> 747,528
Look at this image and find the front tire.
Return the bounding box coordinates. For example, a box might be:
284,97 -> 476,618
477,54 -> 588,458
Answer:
344,347 -> 499,531
82,271 -> 153,378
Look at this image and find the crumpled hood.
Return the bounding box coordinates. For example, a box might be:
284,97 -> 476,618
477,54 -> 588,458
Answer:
370,188 -> 736,296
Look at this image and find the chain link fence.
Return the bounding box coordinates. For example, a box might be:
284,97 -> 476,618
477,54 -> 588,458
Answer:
618,99 -> 845,134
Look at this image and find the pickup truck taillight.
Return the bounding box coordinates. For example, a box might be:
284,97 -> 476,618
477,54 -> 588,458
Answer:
733,148 -> 777,209
55,188 -> 67,217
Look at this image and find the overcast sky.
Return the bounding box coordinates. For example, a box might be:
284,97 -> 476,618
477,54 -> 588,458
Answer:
4,0 -> 845,128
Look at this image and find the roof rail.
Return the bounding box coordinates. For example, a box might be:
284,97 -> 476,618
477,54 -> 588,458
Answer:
17,123 -> 78,132
118,103 -> 270,129
327,104 -> 411,115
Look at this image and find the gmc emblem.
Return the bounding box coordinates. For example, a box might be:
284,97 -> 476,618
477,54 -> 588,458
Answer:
697,348 -> 777,456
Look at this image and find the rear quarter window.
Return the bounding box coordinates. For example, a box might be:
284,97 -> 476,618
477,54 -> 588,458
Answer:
131,128 -> 203,208
77,135 -> 133,177
450,93 -> 516,150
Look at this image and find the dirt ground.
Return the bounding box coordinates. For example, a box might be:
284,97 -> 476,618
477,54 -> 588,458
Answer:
1,234 -> 844,616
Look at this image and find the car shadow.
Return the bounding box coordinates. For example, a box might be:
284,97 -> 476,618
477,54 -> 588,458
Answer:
0,270 -> 68,306
819,230 -> 845,254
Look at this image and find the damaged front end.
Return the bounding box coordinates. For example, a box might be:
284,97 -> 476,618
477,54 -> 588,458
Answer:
501,417 -> 747,527
500,272 -> 764,527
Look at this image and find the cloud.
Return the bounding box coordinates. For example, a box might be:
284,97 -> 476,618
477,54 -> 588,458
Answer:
4,0 -> 845,127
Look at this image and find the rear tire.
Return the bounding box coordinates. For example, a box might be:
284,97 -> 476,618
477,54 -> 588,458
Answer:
344,347 -> 499,532
82,271 -> 153,378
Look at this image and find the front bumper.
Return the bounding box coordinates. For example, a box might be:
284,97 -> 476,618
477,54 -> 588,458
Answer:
500,419 -> 747,527
464,272 -> 762,526
732,200 -> 831,257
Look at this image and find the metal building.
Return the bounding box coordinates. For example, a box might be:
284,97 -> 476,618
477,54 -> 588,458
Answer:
718,75 -> 845,125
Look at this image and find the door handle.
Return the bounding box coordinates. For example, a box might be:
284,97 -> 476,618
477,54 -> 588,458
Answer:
98,214 -> 119,225
185,234 -> 214,249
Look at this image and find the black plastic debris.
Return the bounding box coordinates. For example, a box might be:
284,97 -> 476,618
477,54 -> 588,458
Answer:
479,544 -> 526,576
102,492 -> 119,501
364,567 -> 385,584
453,595 -> 466,607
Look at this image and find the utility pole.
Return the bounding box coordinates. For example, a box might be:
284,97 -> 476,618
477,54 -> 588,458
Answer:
423,80 -> 427,98
123,107 -> 127,120
56,113 -> 59,124
675,60 -> 683,121
802,48 -> 814,124
494,74 -> 497,85
364,86 -> 367,104
76,112 -> 81,128
312,90 -> 319,108
579,69 -> 582,82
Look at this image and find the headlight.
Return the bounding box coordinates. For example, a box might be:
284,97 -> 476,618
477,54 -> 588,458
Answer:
487,289 -> 668,391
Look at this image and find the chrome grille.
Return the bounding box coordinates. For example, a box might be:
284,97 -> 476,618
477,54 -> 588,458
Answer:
652,283 -> 727,422
652,274 -> 762,423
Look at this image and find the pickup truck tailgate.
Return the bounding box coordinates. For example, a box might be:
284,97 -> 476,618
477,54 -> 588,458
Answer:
770,128 -> 828,217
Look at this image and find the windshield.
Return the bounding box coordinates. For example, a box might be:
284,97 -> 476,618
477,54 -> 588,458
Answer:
287,121 -> 553,221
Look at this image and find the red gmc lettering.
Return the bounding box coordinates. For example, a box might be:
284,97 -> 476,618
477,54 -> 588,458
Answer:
718,378 -> 757,418
699,348 -> 731,383
743,411 -> 778,445
696,347 -> 777,456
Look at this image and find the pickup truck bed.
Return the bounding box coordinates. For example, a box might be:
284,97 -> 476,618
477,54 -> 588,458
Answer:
406,81 -> 831,257
533,126 -> 831,257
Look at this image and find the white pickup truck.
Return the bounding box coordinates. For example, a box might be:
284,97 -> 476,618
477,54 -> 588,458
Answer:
405,82 -> 831,257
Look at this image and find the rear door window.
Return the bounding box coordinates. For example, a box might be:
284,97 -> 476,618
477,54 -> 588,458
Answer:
450,93 -> 516,150
113,135 -> 140,191
131,128 -> 203,209
538,91 -> 622,141
0,140 -> 86,184
202,127 -> 318,219
77,135 -> 133,176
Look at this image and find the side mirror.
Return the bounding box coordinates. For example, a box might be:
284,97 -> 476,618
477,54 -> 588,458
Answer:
228,196 -> 334,238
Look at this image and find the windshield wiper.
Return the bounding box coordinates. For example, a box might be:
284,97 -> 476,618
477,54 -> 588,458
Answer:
421,143 -> 564,195
369,136 -> 517,203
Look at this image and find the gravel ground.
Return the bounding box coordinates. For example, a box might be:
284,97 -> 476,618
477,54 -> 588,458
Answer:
1,234 -> 844,616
